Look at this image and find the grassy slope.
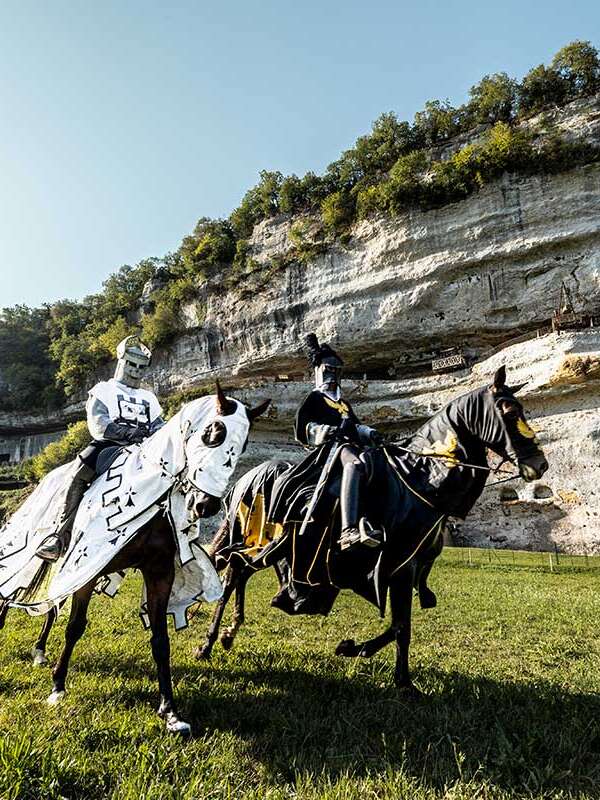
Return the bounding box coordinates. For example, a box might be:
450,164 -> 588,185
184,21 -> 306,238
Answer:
0,558 -> 599,800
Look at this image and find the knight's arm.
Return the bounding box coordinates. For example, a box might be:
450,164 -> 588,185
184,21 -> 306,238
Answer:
345,401 -> 381,446
86,395 -> 144,444
294,394 -> 336,447
149,416 -> 165,433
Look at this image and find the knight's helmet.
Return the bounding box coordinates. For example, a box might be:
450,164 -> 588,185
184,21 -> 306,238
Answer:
114,335 -> 152,389
305,333 -> 343,400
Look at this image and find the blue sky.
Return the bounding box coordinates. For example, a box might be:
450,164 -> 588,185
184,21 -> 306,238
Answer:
0,0 -> 598,308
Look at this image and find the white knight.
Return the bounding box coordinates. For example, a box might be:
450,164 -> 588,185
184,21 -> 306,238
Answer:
36,336 -> 164,561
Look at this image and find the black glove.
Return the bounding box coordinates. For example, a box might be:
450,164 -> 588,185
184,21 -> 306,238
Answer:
369,429 -> 384,446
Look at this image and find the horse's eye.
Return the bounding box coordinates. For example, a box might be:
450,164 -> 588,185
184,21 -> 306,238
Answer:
201,420 -> 227,448
499,401 -> 519,418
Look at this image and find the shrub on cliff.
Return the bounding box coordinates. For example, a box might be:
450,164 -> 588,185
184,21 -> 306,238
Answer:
180,218 -> 236,277
321,191 -> 356,236
23,420 -> 90,482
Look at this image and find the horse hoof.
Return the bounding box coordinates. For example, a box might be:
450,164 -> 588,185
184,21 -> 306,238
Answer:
194,646 -> 211,661
31,647 -> 49,667
165,713 -> 191,735
396,682 -> 423,699
419,589 -> 437,609
220,634 -> 234,651
47,690 -> 65,706
335,639 -> 358,657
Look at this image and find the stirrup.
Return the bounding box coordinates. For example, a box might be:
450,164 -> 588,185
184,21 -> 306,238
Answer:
358,518 -> 384,548
35,535 -> 63,563
339,527 -> 362,551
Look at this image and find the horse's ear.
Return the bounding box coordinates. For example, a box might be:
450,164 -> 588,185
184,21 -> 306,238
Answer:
509,381 -> 527,395
492,365 -> 506,391
215,380 -> 235,416
247,399 -> 271,423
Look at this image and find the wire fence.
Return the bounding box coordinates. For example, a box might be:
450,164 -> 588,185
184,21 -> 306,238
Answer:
440,546 -> 600,572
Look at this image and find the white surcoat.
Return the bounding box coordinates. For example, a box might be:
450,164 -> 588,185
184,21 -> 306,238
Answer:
87,378 -> 163,440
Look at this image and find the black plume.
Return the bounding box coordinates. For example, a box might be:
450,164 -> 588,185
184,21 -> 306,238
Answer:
304,333 -> 322,367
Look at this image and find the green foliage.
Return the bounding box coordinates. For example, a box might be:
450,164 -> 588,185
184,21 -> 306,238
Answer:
551,40 -> 600,96
141,275 -> 197,348
321,191 -> 356,236
518,64 -> 567,116
288,220 -> 327,263
468,72 -> 517,124
0,486 -> 33,525
180,218 -> 236,277
413,100 -> 463,147
23,420 -> 90,482
0,306 -> 63,411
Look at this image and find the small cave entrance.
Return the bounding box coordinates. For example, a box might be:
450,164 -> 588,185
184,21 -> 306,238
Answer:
533,484 -> 553,500
500,487 -> 519,502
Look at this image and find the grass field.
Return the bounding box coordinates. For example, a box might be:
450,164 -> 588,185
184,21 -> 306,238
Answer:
1,554 -> 600,800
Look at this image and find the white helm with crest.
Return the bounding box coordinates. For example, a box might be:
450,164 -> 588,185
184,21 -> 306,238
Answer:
114,335 -> 152,388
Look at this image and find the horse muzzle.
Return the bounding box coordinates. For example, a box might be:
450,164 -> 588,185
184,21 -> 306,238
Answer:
186,491 -> 221,520
518,454 -> 549,482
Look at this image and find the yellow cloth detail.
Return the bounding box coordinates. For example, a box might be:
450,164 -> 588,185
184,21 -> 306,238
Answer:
323,396 -> 350,417
423,431 -> 460,467
517,418 -> 536,440
238,494 -> 283,557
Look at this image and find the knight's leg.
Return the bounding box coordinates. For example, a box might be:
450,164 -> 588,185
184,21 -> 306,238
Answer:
195,564 -> 237,660
48,581 -> 95,703
142,559 -> 189,734
220,567 -> 250,650
36,460 -> 96,562
338,447 -> 382,551
31,606 -> 58,667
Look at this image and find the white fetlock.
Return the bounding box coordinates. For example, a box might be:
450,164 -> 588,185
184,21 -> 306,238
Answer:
165,712 -> 191,735
31,647 -> 49,667
47,689 -> 65,706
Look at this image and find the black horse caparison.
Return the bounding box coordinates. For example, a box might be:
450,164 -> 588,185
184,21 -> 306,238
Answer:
0,385 -> 270,734
198,367 -> 549,693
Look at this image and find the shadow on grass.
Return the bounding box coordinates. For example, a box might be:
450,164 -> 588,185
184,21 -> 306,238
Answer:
178,661 -> 600,796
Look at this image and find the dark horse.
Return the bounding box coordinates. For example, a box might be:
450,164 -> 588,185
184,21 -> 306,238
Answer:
197,367 -> 548,692
0,384 -> 269,734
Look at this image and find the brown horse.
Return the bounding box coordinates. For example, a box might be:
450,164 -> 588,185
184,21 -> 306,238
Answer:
0,385 -> 269,734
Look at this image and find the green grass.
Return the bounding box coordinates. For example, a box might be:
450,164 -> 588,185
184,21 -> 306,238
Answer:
1,559 -> 600,799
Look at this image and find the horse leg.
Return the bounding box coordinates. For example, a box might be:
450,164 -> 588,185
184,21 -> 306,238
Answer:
417,532 -> 443,609
48,581 -> 95,704
335,627 -> 396,658
417,558 -> 437,609
220,567 -> 250,650
194,564 -> 238,660
142,561 -> 190,734
32,606 -> 58,667
0,601 -> 9,631
390,564 -> 420,694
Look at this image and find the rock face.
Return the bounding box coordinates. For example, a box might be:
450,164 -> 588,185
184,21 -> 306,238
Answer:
2,97 -> 600,553
149,163 -> 600,392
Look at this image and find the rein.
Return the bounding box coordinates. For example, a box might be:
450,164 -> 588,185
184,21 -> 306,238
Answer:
388,443 -> 520,487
